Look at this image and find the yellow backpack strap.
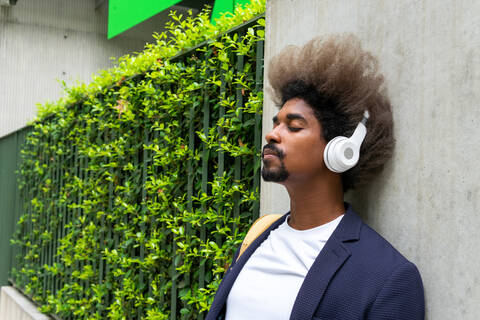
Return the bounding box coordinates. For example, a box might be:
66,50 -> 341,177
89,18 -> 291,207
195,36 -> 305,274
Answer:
236,214 -> 283,262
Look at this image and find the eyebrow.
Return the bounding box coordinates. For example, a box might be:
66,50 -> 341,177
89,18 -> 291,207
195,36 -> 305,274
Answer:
286,113 -> 308,124
272,113 -> 308,124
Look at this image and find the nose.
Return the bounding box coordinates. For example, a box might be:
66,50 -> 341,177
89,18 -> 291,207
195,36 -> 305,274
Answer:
265,125 -> 281,144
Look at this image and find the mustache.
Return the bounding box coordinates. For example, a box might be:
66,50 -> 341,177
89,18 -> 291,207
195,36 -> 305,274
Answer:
262,144 -> 285,159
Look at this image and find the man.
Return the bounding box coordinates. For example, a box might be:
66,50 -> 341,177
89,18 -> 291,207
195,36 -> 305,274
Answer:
206,34 -> 424,320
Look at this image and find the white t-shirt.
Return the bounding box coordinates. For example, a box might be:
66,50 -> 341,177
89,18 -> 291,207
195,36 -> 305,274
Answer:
225,214 -> 344,320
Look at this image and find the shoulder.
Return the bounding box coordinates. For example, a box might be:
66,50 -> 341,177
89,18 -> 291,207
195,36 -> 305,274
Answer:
338,217 -> 420,287
318,211 -> 424,318
334,205 -> 418,277
350,217 -> 424,308
357,221 -> 415,273
333,206 -> 423,293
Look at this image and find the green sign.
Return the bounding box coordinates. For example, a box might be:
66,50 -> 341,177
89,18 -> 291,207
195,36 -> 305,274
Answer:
108,0 -> 252,39
108,0 -> 182,39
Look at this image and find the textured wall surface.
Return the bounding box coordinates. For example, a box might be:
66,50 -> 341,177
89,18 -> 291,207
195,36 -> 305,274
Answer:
0,0 -> 181,138
261,1 -> 480,319
0,286 -> 50,320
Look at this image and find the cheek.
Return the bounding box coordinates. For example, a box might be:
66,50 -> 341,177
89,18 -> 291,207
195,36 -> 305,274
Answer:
286,139 -> 326,170
312,147 -> 325,165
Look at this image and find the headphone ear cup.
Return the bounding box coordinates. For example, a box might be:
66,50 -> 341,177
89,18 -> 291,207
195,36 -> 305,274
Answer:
324,136 -> 360,173
324,110 -> 368,174
324,136 -> 347,173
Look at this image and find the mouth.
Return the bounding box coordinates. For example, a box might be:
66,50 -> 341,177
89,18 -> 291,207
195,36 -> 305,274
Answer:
262,146 -> 282,160
263,154 -> 278,161
263,150 -> 278,158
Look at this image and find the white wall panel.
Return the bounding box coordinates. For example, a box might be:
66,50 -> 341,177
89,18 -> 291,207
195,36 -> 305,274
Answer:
0,286 -> 50,320
0,0 -> 171,137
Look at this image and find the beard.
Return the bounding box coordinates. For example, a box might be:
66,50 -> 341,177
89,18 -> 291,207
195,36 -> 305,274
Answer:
261,143 -> 289,182
261,160 -> 290,182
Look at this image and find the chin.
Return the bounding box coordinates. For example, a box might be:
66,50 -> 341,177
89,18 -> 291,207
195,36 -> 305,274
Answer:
261,167 -> 290,182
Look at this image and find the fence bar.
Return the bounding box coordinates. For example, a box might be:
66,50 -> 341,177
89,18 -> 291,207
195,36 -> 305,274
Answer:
138,123 -> 149,320
233,51 -> 245,233
180,76 -> 193,315
28,133 -> 37,288
187,101 -> 195,247
41,130 -> 48,300
216,70 -> 226,248
57,130 -> 66,296
253,39 -> 264,219
153,128 -> 166,307
66,122 -> 75,320
73,121 -> 81,316
85,119 -> 94,313
50,127 -> 58,297
79,120 -> 87,306
131,126 -> 140,318
45,131 -> 51,297
170,100 -> 178,320
28,132 -> 35,288
97,122 -> 107,316
46,132 -> 51,297
199,62 -> 211,296
106,127 -> 115,311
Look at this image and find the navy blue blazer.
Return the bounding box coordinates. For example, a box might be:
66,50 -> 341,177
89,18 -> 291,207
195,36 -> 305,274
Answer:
206,204 -> 425,320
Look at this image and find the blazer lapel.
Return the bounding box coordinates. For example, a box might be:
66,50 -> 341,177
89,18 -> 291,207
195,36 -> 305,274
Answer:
289,205 -> 362,320
206,214 -> 289,319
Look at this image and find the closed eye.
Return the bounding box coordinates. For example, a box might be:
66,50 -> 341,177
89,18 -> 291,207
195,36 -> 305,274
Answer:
288,127 -> 302,132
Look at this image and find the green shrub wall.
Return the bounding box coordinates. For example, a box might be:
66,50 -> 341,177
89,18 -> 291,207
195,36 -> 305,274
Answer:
11,11 -> 265,320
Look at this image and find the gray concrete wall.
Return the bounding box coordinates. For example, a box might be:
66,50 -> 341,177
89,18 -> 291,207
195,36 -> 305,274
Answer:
0,0 -> 188,138
0,286 -> 50,320
261,1 -> 480,319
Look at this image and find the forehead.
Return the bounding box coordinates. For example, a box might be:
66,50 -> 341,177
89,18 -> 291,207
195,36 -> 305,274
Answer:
276,98 -> 317,121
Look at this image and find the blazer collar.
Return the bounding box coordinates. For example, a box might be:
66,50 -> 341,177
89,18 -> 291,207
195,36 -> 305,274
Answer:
332,202 -> 362,242
289,203 -> 363,320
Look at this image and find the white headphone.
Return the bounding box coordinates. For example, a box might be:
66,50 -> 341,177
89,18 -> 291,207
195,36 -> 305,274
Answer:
323,110 -> 370,173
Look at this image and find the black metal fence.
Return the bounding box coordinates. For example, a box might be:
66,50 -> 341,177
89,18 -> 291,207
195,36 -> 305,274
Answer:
3,15 -> 265,319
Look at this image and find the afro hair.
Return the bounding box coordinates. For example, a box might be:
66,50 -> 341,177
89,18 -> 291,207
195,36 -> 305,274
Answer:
267,34 -> 395,192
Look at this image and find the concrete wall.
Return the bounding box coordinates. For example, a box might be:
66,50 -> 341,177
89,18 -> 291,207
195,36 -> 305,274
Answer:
0,0 -> 191,138
261,1 -> 480,319
0,286 -> 50,320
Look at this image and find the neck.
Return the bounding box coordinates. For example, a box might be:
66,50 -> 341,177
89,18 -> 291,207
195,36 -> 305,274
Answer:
283,173 -> 345,230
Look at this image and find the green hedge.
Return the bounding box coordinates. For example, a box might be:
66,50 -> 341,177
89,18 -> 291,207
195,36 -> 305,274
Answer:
11,3 -> 265,319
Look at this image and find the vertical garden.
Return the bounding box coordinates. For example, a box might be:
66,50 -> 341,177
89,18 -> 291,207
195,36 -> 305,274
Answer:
10,2 -> 265,319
